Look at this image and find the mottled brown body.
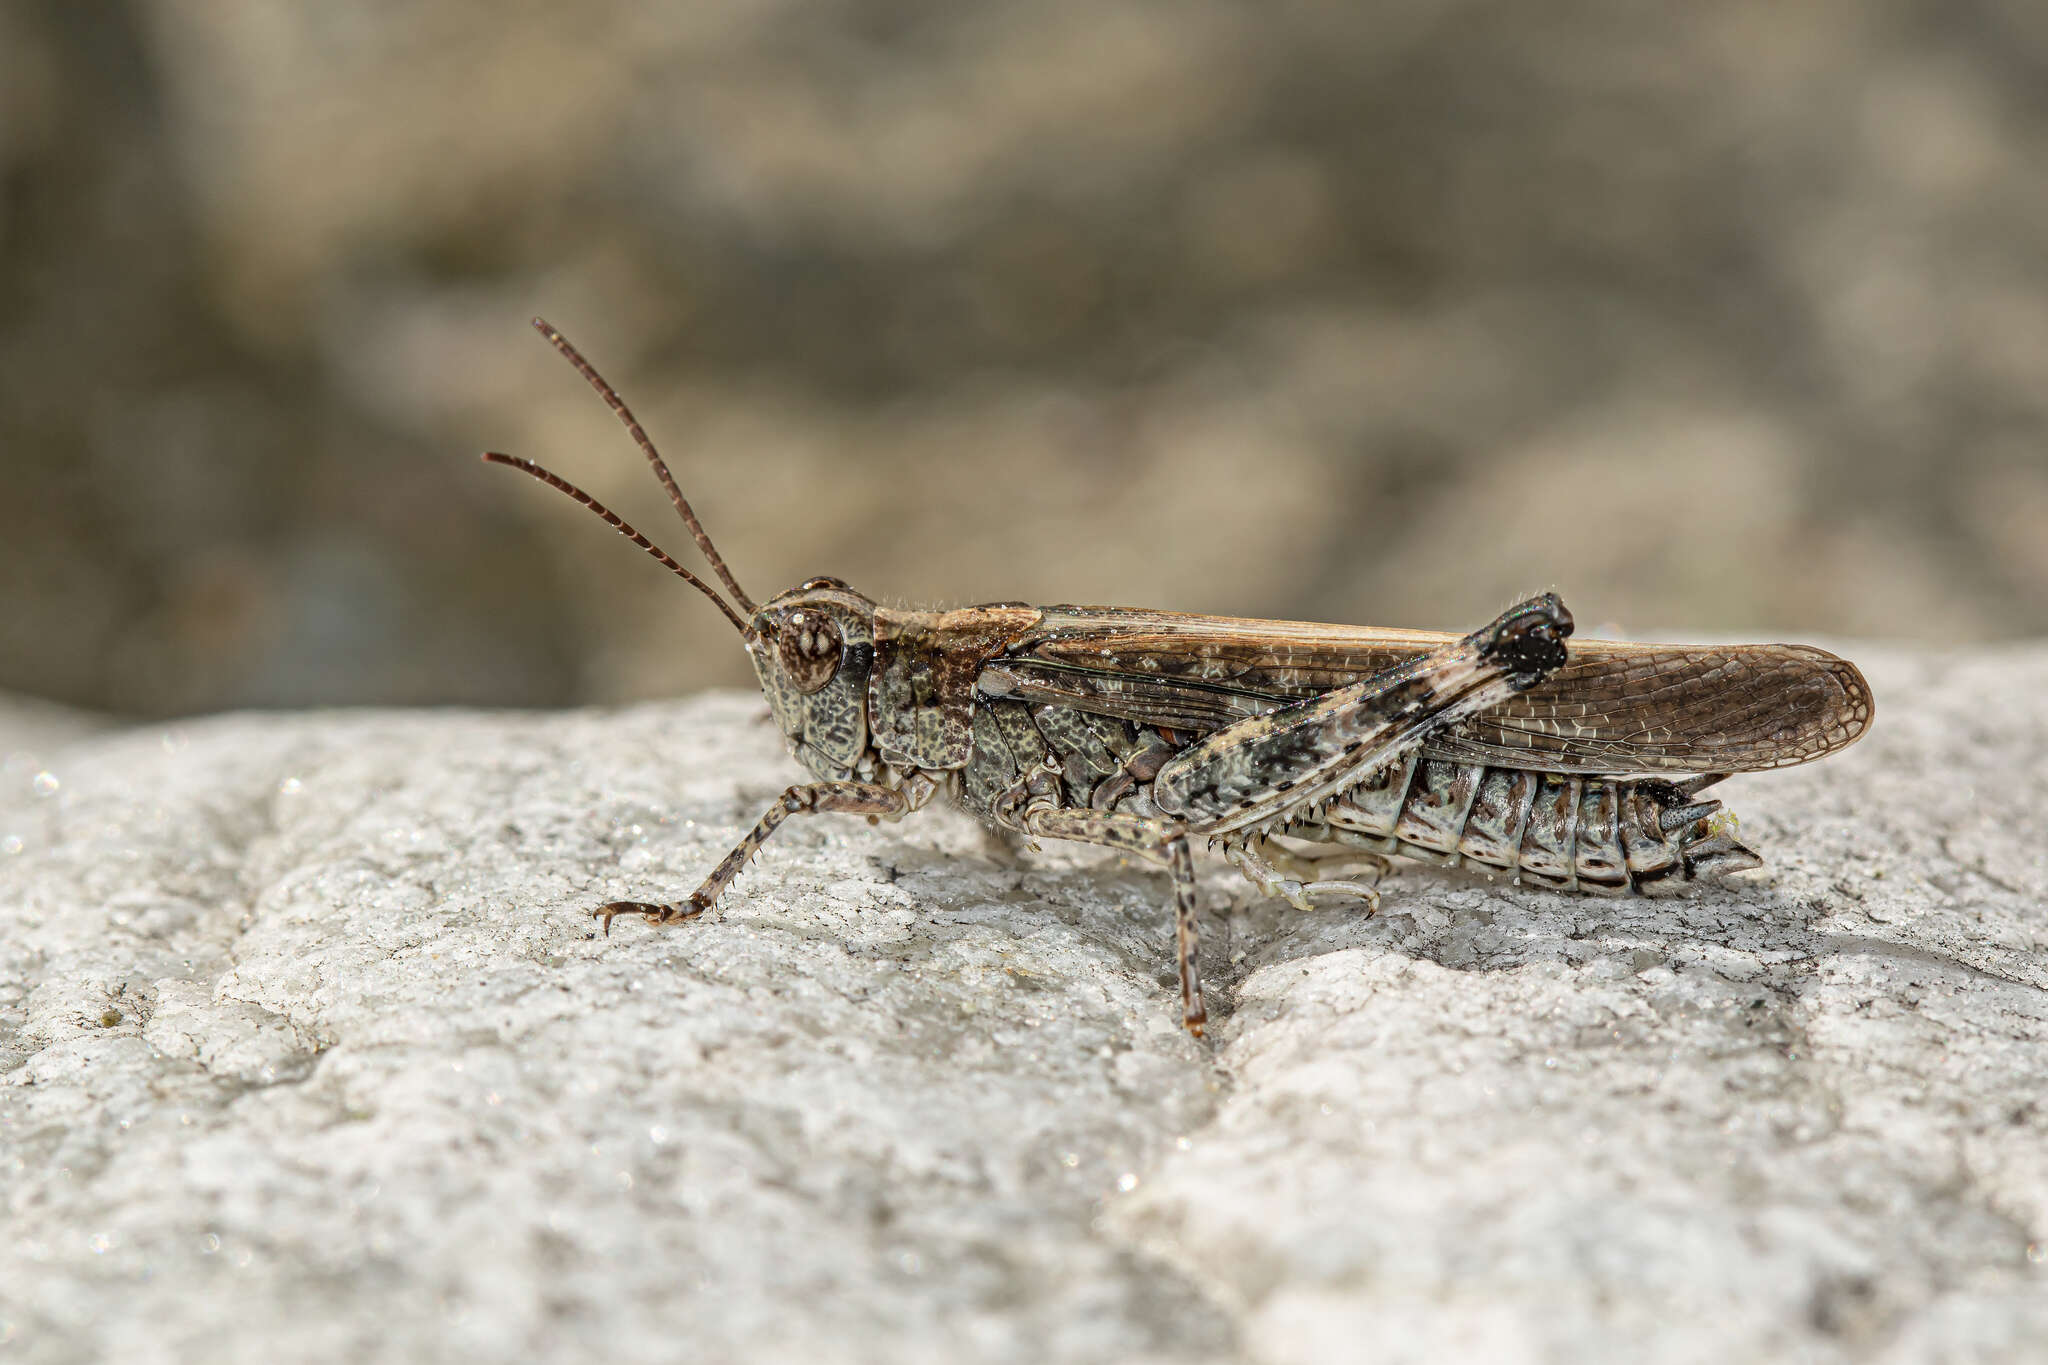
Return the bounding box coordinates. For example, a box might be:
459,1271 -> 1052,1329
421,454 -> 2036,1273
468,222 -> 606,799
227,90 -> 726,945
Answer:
486,318 -> 1875,1038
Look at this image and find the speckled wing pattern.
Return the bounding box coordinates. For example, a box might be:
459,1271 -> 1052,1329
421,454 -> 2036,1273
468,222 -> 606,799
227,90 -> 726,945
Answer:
979,607 -> 1873,776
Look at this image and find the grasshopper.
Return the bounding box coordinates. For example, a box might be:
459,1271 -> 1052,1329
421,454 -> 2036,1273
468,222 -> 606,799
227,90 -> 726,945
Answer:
486,319 -> 1874,1037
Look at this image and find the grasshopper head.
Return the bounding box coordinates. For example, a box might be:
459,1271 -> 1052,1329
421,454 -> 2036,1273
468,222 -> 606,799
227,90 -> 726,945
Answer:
484,319 -> 879,781
747,578 -> 880,780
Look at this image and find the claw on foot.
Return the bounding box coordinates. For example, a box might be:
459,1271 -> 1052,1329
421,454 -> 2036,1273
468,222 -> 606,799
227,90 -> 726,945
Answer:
593,896 -> 707,936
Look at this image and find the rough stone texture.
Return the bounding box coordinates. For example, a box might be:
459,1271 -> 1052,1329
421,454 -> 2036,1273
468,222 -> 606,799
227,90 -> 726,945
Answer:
2,645 -> 2046,1363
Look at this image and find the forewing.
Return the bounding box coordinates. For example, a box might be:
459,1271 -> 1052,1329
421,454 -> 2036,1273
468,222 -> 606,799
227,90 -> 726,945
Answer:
983,607 -> 1873,775
1429,639 -> 1873,773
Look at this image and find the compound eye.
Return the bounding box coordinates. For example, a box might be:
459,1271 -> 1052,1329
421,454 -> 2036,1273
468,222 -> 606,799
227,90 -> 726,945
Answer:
778,609 -> 843,694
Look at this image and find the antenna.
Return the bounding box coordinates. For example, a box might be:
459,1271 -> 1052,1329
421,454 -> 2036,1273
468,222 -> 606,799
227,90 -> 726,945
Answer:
481,452 -> 753,639
530,318 -> 756,614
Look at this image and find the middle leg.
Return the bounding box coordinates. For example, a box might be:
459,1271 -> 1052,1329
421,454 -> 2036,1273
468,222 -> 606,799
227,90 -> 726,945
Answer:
1015,805 -> 1207,1038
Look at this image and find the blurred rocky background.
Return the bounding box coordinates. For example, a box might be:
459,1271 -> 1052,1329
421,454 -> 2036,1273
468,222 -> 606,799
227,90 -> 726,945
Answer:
3,1 -> 2045,717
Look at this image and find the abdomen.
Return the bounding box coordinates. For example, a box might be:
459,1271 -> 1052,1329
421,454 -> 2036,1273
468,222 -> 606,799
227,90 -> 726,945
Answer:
1284,756 -> 1755,894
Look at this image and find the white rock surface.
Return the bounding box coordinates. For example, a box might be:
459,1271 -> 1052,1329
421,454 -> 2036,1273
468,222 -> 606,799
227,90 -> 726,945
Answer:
2,648 -> 2046,1364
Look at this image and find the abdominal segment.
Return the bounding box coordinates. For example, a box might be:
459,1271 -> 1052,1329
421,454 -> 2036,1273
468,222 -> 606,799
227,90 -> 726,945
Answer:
1285,758 -> 1748,894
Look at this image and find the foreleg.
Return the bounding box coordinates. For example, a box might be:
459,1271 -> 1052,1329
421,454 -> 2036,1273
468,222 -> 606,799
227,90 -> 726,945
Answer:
596,781 -> 909,933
